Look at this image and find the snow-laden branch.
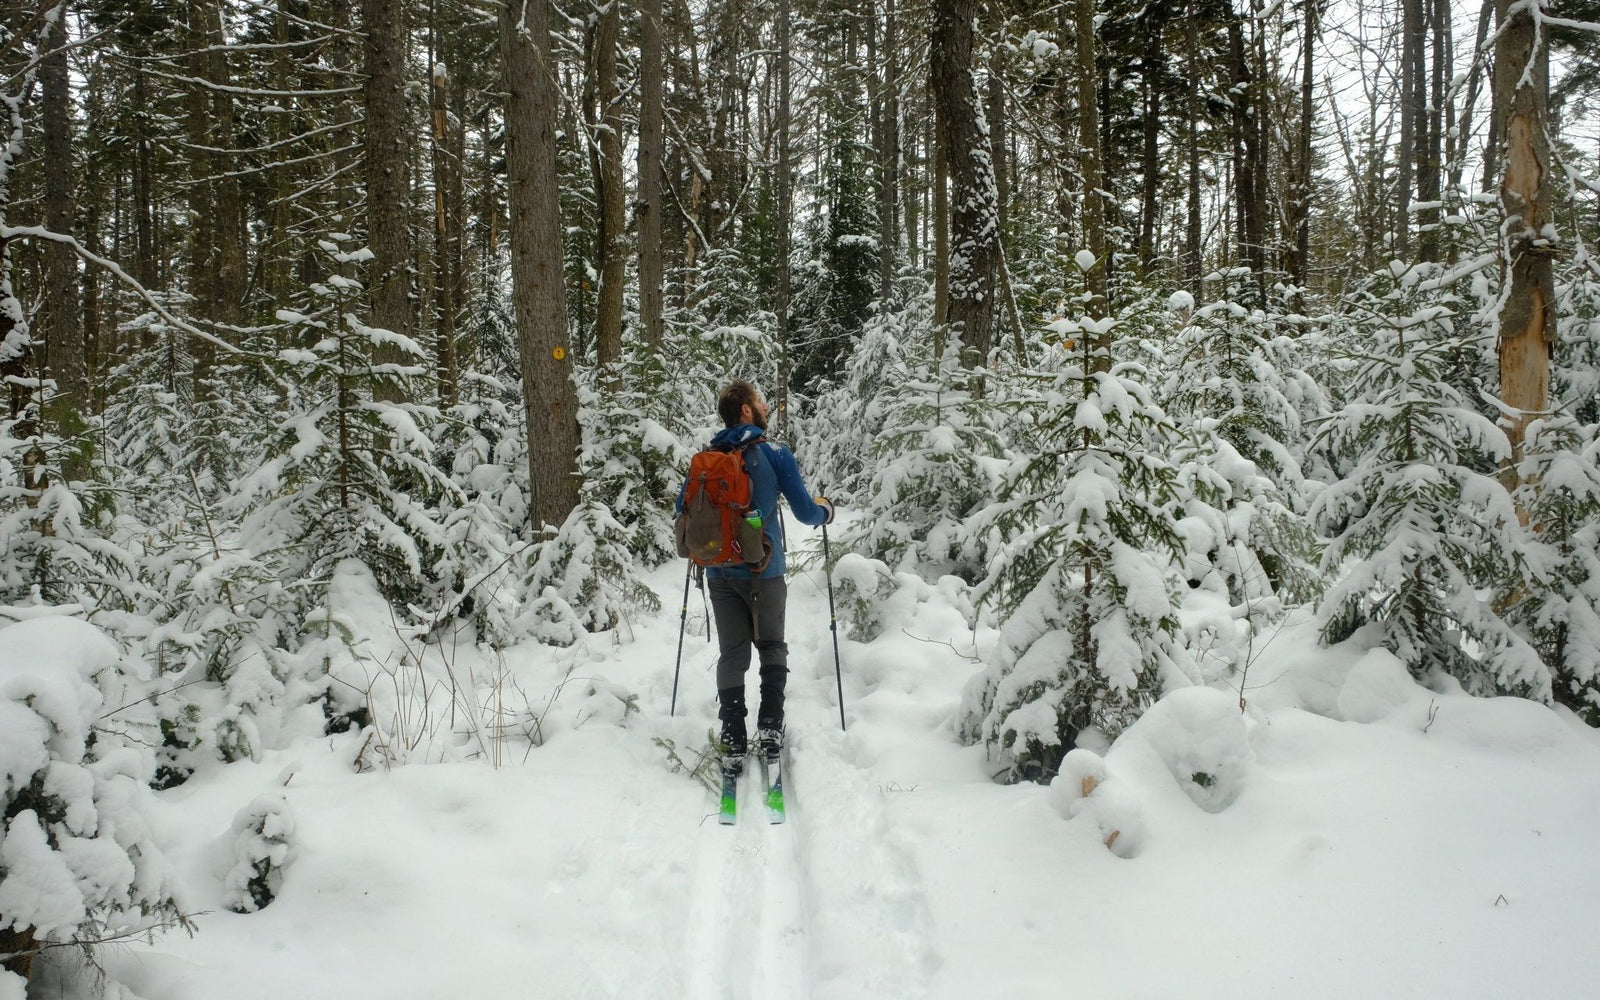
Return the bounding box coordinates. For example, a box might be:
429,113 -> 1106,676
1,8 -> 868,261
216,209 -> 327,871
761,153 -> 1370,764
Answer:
0,225 -> 246,359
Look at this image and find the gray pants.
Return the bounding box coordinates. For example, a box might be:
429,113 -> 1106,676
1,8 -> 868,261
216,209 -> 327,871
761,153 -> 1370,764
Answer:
709,575 -> 789,698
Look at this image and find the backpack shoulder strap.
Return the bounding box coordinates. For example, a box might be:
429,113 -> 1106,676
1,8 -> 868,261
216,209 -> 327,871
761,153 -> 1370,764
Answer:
740,435 -> 768,471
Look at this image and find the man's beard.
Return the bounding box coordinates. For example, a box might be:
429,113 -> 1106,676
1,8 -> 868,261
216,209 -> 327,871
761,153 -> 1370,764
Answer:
752,407 -> 768,431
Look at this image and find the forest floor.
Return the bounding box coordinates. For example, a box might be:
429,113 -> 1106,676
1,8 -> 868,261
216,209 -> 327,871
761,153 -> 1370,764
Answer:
83,523 -> 1600,1000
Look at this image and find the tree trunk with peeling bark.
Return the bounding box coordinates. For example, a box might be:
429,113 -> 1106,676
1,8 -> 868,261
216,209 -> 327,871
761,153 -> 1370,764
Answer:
1492,0 -> 1555,473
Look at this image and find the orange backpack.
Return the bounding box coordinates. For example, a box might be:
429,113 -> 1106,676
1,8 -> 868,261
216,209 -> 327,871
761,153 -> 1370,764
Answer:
675,439 -> 771,570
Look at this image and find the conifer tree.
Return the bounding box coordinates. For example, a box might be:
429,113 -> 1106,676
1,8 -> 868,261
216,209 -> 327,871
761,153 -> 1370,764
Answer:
1312,261 -> 1547,697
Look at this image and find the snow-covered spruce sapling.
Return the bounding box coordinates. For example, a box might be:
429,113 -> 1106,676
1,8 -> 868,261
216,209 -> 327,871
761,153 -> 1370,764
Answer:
224,794 -> 295,913
828,552 -> 900,642
1157,281 -> 1324,615
798,290 -> 931,499
959,343 -> 1195,783
0,618 -> 184,985
1311,261 -> 1546,697
512,502 -> 661,646
1555,244 -> 1600,425
1509,416 -> 1600,723
841,356 -> 1007,582
0,369 -> 127,612
232,237 -> 454,613
575,349 -> 694,568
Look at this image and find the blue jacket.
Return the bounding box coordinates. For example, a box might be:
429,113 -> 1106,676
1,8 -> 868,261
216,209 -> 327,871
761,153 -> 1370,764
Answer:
679,424 -> 830,579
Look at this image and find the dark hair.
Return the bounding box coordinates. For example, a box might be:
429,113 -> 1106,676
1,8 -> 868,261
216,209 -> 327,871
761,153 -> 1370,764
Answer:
718,380 -> 759,427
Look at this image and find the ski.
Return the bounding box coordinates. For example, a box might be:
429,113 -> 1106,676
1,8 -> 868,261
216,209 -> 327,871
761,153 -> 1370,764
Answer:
762,750 -> 786,824
718,763 -> 740,825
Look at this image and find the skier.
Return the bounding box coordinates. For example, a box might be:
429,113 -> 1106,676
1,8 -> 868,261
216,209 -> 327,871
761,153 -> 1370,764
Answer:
680,380 -> 833,772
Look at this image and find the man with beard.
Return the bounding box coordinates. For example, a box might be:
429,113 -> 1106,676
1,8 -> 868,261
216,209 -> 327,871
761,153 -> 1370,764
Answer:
683,380 -> 833,769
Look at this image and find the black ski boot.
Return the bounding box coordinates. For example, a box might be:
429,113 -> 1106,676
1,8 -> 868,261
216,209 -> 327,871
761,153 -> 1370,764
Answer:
756,666 -> 786,761
718,687 -> 748,775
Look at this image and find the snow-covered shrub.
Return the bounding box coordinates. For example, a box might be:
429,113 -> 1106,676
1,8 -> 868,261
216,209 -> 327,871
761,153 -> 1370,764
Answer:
1158,277 -> 1326,609
842,358 -> 1006,581
960,343 -> 1197,783
224,794 -> 295,913
575,350 -> 695,568
1510,417 -> 1600,723
830,552 -> 899,642
1312,261 -> 1546,698
512,502 -> 660,646
798,294 -> 930,500
233,238 -> 454,611
0,616 -> 181,985
1112,686 -> 1252,813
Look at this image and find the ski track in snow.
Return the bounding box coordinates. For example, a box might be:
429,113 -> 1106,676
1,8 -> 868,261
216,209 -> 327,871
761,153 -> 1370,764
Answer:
685,761 -> 810,1000
781,562 -> 940,1000
682,544 -> 940,1000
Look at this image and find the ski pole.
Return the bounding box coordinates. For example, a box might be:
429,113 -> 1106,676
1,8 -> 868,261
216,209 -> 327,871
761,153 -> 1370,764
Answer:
822,522 -> 845,731
670,561 -> 691,716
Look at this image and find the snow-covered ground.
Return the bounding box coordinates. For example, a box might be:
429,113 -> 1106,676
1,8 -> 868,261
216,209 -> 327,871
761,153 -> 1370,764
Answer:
22,525 -> 1600,999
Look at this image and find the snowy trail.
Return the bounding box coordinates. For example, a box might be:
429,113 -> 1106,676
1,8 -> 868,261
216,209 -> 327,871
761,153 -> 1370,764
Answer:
755,759 -> 810,1000
776,553 -> 941,999
684,761 -> 812,1000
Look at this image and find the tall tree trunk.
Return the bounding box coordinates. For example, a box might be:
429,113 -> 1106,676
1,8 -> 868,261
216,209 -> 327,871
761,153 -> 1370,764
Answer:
1290,0 -> 1317,290
1225,3 -> 1263,286
932,0 -> 997,373
1493,0 -> 1554,472
206,3 -> 244,326
502,0 -> 581,531
266,0 -> 294,307
1185,0 -> 1202,293
589,1 -> 625,374
133,72 -> 157,288
1399,0 -> 1423,256
775,0 -> 794,434
42,8 -> 87,446
1075,0 -> 1108,338
638,0 -> 665,350
987,68 -> 1008,343
932,108 -> 949,344
879,0 -> 900,303
185,0 -> 216,312
364,0 -> 412,398
185,0 -> 220,412
430,36 -> 459,406
1417,0 -> 1447,261
1450,0 -> 1494,196
904,98 -> 919,269
1138,5 -> 1167,275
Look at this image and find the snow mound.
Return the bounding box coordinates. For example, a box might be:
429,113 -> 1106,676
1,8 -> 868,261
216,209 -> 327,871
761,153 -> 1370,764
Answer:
1336,648 -> 1427,723
1049,748 -> 1145,858
1112,686 -> 1252,813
